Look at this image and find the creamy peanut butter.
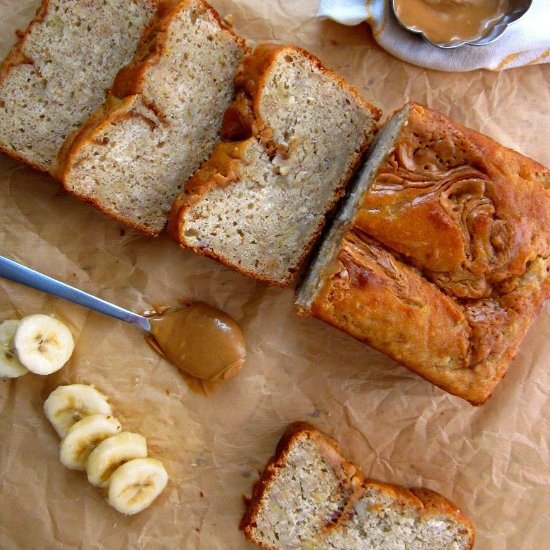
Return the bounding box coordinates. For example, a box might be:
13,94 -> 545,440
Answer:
149,303 -> 246,382
393,0 -> 509,45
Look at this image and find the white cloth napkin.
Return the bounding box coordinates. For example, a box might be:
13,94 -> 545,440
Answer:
318,0 -> 550,71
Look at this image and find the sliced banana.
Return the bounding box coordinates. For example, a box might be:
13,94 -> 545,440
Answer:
86,432 -> 148,488
108,458 -> 168,515
0,320 -> 29,378
60,414 -> 121,471
14,314 -> 74,375
44,384 -> 112,438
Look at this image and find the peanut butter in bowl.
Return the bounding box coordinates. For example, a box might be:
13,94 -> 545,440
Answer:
393,0 -> 511,47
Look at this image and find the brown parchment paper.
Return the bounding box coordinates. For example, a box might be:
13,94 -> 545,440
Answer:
0,1 -> 549,548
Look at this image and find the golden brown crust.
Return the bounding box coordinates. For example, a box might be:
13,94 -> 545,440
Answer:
306,102 -> 550,405
171,43 -> 381,286
233,43 -> 284,100
309,232 -> 479,398
55,94 -> 128,177
241,423 -> 475,549
56,0 -> 246,236
110,0 -> 181,100
235,44 -> 381,144
329,480 -> 476,547
166,138 -> 256,240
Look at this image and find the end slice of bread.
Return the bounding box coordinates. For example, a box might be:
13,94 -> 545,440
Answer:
0,0 -> 157,173
57,0 -> 246,236
241,422 -> 475,550
169,44 -> 381,286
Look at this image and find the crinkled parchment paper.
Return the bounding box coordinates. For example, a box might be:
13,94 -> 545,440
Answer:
0,1 -> 549,548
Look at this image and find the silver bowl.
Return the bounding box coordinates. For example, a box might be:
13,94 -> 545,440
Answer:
391,0 -> 533,49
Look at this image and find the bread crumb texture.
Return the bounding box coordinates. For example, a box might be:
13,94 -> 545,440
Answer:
172,44 -> 380,286
60,0 -> 245,235
0,0 -> 156,172
242,423 -> 475,550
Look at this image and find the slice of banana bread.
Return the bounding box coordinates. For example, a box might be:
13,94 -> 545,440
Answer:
57,0 -> 246,235
169,44 -> 381,286
241,423 -> 475,550
297,103 -> 550,405
241,423 -> 362,549
0,0 -> 157,173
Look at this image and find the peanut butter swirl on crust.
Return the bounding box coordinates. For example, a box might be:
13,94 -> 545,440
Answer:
362,134 -> 511,296
307,103 -> 550,404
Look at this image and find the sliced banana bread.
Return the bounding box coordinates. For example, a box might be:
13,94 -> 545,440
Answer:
169,44 -> 381,286
297,103 -> 550,405
0,0 -> 157,173
241,423 -> 475,550
57,0 -> 246,235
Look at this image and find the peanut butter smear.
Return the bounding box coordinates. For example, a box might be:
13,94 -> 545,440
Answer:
393,0 -> 510,45
148,303 -> 246,382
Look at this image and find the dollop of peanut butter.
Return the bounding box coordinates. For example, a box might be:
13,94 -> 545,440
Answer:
149,303 -> 246,382
394,0 -> 509,45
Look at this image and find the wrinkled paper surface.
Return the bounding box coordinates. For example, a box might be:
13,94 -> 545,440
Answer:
0,1 -> 549,548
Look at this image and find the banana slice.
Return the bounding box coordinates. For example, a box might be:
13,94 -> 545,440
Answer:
108,458 -> 168,515
44,384 -> 112,438
0,320 -> 29,378
86,432 -> 148,488
14,314 -> 74,375
60,414 -> 121,471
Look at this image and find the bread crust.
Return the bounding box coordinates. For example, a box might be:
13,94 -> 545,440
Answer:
170,43 -> 381,287
301,102 -> 550,405
56,0 -> 246,236
241,422 -> 475,549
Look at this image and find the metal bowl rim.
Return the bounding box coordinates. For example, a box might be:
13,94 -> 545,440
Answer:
390,0 -> 533,49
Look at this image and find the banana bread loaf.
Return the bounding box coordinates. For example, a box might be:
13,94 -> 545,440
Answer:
297,103 -> 550,405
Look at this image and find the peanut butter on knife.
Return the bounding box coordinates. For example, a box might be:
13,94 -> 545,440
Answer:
148,302 -> 246,383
